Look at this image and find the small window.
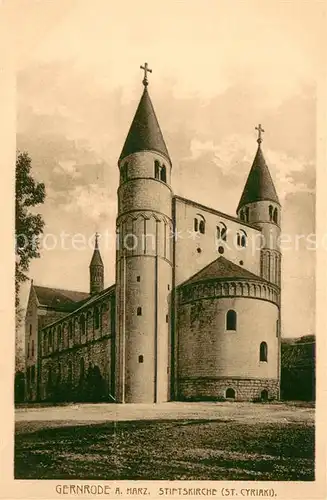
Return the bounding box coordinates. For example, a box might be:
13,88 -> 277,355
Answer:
137,276 -> 141,282
245,207 -> 250,222
58,325 -> 62,345
31,340 -> 34,357
269,205 -> 273,221
154,160 -> 160,179
29,325 -> 32,336
137,307 -> 142,316
260,341 -> 268,362
160,165 -> 167,183
80,315 -> 86,336
68,321 -> 73,338
276,319 -> 279,337
226,310 -> 237,331
168,284 -> 170,290
166,314 -> 169,323
237,229 -> 247,247
226,388 -> 235,399
194,214 -> 205,234
94,306 -> 100,329
273,208 -> 278,224
27,342 -> 30,358
240,210 -> 244,221
138,355 -> 144,363
261,389 -> 268,401
217,222 -> 227,242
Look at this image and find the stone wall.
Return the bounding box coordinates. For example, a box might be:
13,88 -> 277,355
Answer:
39,289 -> 115,402
178,377 -> 279,401
40,337 -> 114,402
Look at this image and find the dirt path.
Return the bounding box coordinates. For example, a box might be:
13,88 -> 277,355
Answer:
15,401 -> 314,430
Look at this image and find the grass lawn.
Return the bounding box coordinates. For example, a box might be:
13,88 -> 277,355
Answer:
15,419 -> 314,481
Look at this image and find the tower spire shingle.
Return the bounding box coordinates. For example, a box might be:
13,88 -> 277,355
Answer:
119,63 -> 170,162
237,125 -> 279,211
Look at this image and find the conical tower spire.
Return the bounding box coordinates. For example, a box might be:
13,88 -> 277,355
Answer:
119,63 -> 170,163
237,125 -> 279,211
89,232 -> 104,294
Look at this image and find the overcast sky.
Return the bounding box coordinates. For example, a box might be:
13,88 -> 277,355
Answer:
13,0 -> 323,338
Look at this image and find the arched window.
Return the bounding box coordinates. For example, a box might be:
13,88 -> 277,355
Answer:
138,355 -> 144,363
273,208 -> 278,224
226,310 -> 237,331
160,165 -> 167,183
245,207 -> 250,222
194,214 -> 205,234
29,324 -> 32,336
240,210 -> 244,221
31,340 -> 34,357
80,315 -> 86,336
269,205 -> 273,221
57,325 -> 62,346
94,306 -> 100,329
260,342 -> 268,362
237,229 -> 247,247
154,160 -> 160,179
217,222 -> 227,242
68,321 -> 73,339
261,389 -> 268,401
226,388 -> 235,399
137,306 -> 142,316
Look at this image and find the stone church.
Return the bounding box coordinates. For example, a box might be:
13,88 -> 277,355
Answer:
24,65 -> 281,404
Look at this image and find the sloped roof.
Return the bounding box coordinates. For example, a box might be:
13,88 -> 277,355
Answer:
181,256 -> 267,287
237,145 -> 279,211
33,285 -> 89,310
40,284 -> 115,330
119,87 -> 170,162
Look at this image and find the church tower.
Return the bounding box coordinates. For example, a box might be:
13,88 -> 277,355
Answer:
237,125 -> 281,288
89,233 -> 104,295
115,63 -> 173,403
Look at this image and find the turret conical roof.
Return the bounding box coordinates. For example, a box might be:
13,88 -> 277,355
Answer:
89,234 -> 103,267
237,145 -> 279,211
119,87 -> 170,162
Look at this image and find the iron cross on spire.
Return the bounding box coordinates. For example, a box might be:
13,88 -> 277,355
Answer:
140,62 -> 152,86
255,124 -> 265,145
95,231 -> 100,248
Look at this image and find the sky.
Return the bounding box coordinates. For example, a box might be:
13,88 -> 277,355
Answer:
12,0 -> 324,338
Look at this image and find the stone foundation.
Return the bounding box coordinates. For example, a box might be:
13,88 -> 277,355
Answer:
178,377 -> 279,401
